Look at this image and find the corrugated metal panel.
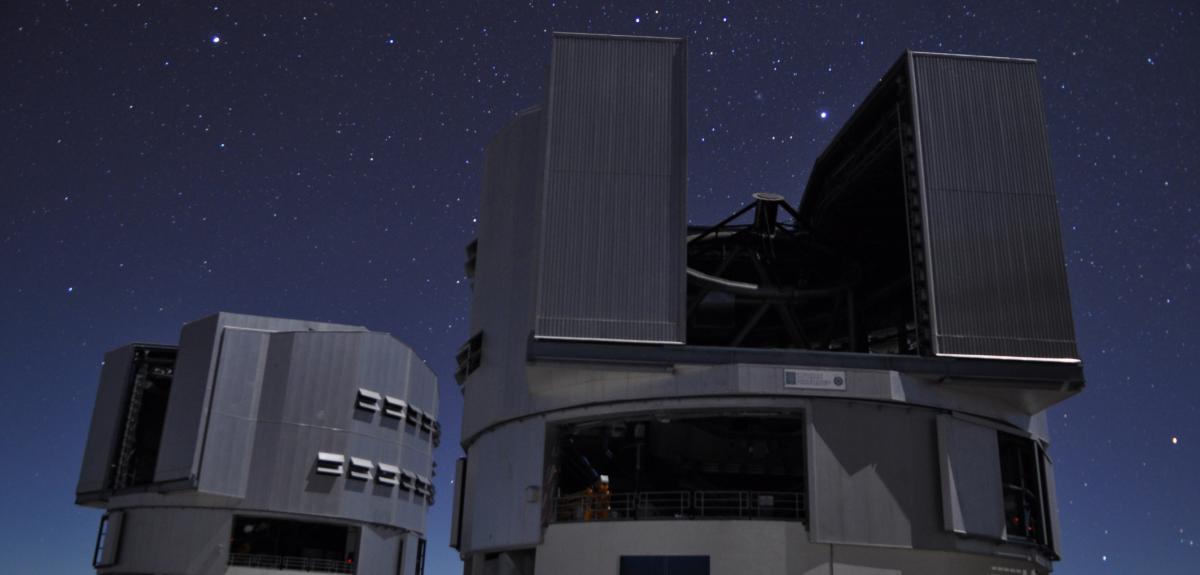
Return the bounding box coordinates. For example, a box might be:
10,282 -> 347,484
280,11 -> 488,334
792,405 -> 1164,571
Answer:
909,53 -> 1078,360
535,33 -> 687,343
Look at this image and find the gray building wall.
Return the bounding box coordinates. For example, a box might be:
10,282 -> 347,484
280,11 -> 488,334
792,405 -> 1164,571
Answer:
459,418 -> 546,552
464,106 -> 544,447
464,33 -> 689,442
237,329 -> 436,530
457,34 -> 1079,575
155,313 -> 368,485
463,349 -> 1066,441
97,506 -> 232,575
533,505 -> 1049,575
77,312 -> 438,575
77,344 -> 138,500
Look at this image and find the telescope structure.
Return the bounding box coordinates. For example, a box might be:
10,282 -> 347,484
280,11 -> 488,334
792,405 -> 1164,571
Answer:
76,312 -> 440,575
450,33 -> 1084,575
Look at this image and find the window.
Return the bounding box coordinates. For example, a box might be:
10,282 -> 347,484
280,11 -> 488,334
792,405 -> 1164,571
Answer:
454,331 -> 484,384
229,516 -> 360,574
377,463 -> 401,486
999,433 -> 1052,547
414,538 -> 427,575
383,395 -> 407,419
464,238 -> 478,281
620,556 -> 709,575
348,457 -> 374,481
419,412 -> 434,433
92,511 -> 124,567
395,538 -> 405,575
551,414 -> 807,523
356,388 -> 382,412
414,475 -> 431,497
316,452 -> 345,476
406,406 -> 423,427
400,470 -> 416,491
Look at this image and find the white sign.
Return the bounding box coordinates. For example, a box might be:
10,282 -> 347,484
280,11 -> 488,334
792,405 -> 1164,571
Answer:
783,369 -> 846,391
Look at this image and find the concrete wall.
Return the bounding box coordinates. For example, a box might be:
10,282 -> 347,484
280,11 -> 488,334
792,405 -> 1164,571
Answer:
536,521 -> 816,575
536,521 -> 1047,575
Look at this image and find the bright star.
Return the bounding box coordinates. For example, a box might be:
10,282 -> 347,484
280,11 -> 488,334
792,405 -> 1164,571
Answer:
67,286 -> 74,293
1172,436 -> 1179,445
211,35 -> 221,44
819,111 -> 828,119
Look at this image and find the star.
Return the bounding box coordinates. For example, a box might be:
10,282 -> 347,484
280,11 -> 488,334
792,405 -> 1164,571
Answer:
211,35 -> 221,44
819,111 -> 828,119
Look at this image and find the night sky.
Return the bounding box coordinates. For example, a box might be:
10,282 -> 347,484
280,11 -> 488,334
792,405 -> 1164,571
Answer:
2,1 -> 1196,573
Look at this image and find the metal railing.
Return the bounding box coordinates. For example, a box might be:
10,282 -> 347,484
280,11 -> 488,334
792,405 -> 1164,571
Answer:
228,552 -> 357,573
551,490 -> 805,524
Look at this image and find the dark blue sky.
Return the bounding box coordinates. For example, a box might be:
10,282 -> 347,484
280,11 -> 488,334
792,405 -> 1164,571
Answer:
1,1 -> 1196,573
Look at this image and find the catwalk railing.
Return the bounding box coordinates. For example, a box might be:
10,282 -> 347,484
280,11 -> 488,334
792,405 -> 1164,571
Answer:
227,552 -> 356,573
550,490 -> 806,524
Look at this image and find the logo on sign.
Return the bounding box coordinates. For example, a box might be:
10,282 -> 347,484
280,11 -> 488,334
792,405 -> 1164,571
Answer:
783,369 -> 847,391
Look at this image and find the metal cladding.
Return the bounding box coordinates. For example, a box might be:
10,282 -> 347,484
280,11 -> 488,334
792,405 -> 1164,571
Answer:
456,34 -> 1084,575
909,53 -> 1077,360
536,33 -> 688,343
802,51 -> 1079,362
75,312 -> 438,574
